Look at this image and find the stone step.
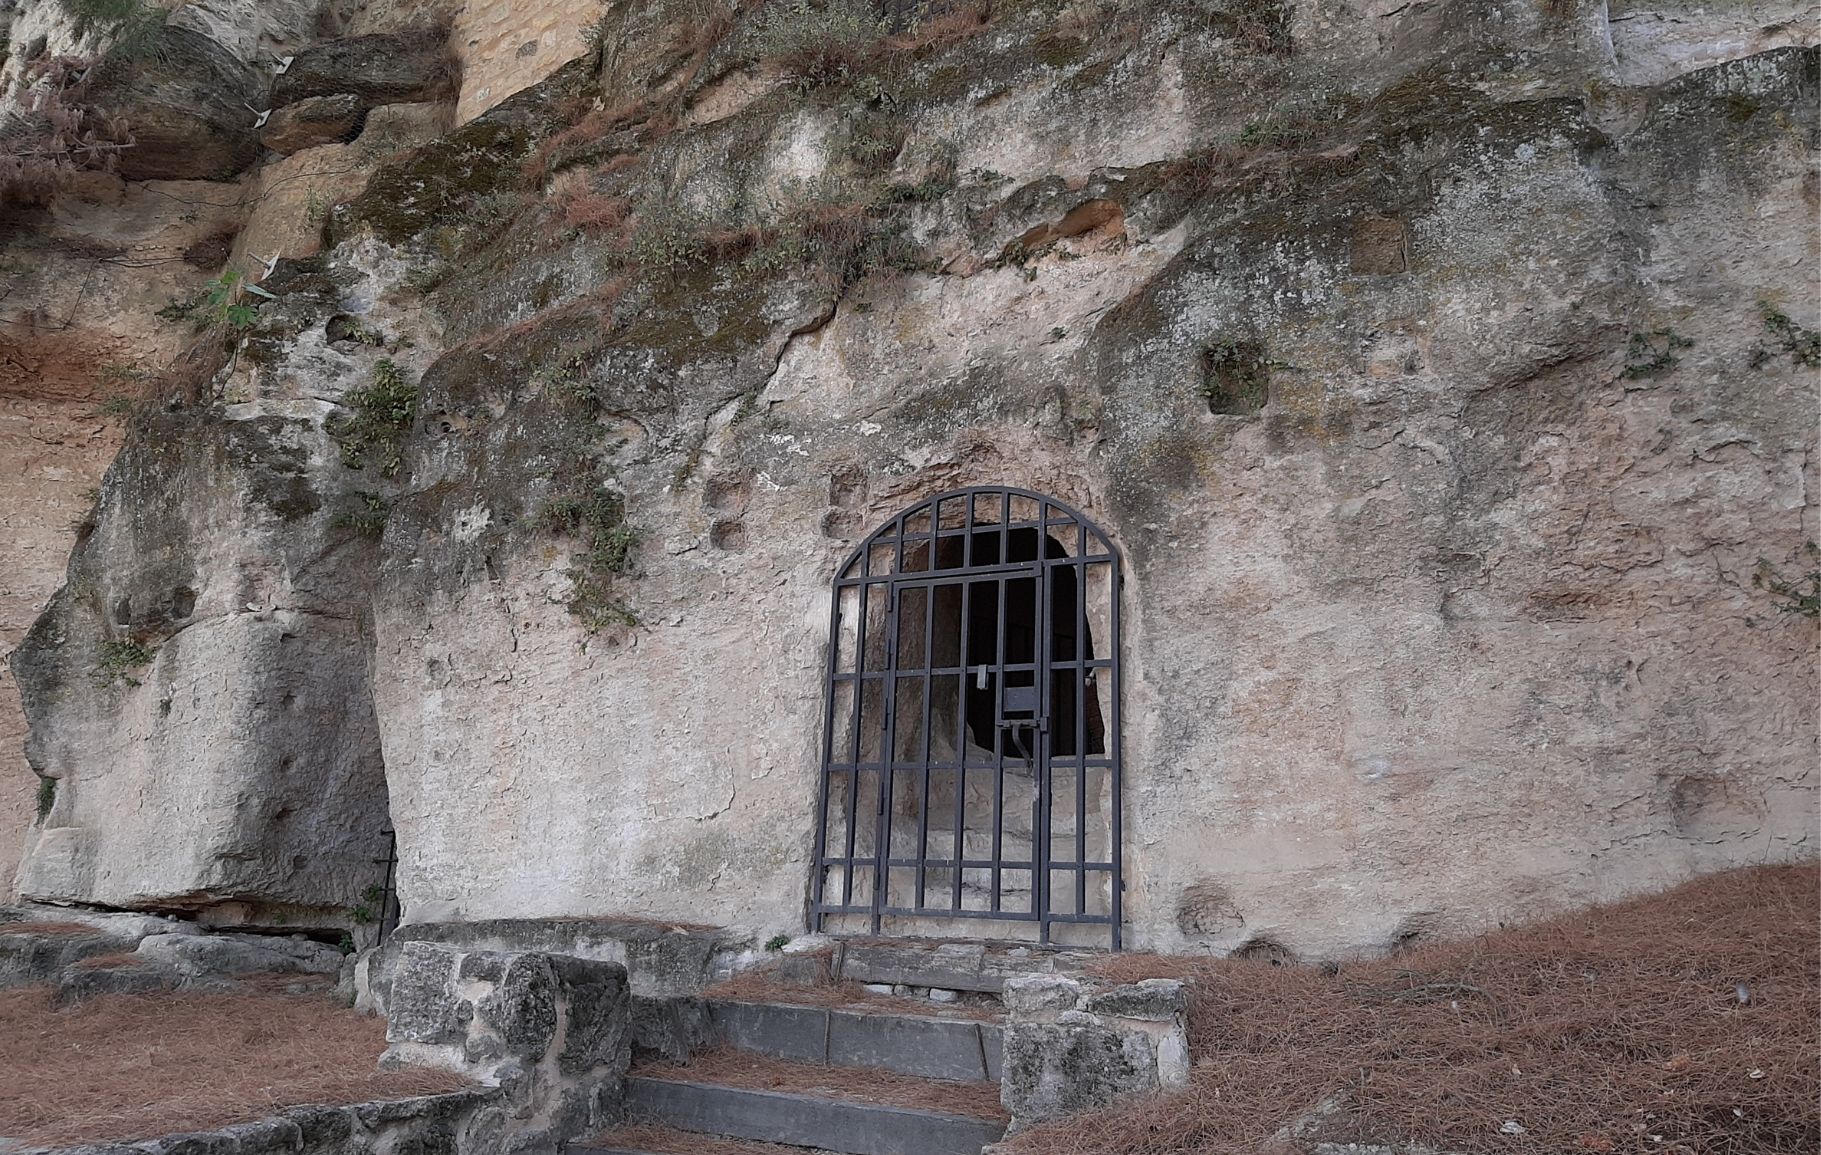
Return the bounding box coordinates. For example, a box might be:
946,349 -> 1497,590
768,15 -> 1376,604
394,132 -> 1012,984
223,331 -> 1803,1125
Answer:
580,1122 -> 804,1153
836,941 -> 1085,994
614,1074 -> 1006,1155
709,999 -> 1003,1083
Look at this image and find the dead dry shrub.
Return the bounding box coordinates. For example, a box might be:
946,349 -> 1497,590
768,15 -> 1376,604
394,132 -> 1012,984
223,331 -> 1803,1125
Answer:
0,988 -> 471,1146
0,54 -> 134,207
1013,864 -> 1819,1155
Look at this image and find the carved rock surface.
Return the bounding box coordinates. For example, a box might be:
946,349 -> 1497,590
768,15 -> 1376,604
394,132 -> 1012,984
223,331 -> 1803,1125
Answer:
81,24 -> 266,181
4,2 -> 1816,961
270,30 -> 457,108
261,92 -> 366,155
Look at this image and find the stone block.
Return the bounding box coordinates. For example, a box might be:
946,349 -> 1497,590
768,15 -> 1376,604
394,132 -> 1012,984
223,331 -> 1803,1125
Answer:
1001,974 -> 1082,1015
709,999 -> 829,1063
261,94 -> 366,155
1083,978 -> 1187,1021
386,942 -> 463,1045
272,31 -> 457,108
479,953 -> 559,1058
630,995 -> 712,1063
551,955 -> 631,1076
827,1010 -> 990,1082
624,1077 -> 1006,1155
137,933 -> 344,979
1001,1020 -> 1158,1125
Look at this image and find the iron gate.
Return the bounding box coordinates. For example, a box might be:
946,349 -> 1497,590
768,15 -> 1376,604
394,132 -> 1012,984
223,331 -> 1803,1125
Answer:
811,487 -> 1124,948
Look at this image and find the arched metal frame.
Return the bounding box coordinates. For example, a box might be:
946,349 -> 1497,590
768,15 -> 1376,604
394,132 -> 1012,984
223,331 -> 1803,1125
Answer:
811,486 -> 1125,949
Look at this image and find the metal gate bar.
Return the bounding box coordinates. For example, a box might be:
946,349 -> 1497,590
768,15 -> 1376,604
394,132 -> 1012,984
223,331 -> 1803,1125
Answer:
811,486 -> 1124,949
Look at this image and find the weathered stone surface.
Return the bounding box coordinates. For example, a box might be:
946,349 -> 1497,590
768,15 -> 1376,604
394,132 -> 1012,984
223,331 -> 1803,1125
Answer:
136,931 -> 344,978
1000,974 -> 1190,1128
81,24 -> 265,181
379,944 -> 629,1150
0,923 -> 138,988
7,3 -> 1818,966
271,30 -> 458,108
261,94 -> 367,156
630,994 -> 712,1063
387,941 -> 464,1045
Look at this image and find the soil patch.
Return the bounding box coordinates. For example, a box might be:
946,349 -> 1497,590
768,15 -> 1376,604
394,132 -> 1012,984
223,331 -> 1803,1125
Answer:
0,987 -> 471,1146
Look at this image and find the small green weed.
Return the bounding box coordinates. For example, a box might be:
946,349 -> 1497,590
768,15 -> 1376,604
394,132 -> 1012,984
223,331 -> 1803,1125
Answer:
1202,338 -> 1271,415
1759,302 -> 1821,368
36,776 -> 56,821
1754,543 -> 1821,619
336,492 -> 390,539
93,639 -> 155,687
1621,328 -> 1693,379
752,0 -> 889,91
539,480 -> 643,633
329,361 -> 417,476
764,934 -> 791,952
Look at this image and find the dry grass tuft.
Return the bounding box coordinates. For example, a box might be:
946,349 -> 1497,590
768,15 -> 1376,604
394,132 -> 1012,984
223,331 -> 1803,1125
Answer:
636,1047 -> 1008,1120
1009,863 -> 1820,1155
0,988 -> 471,1146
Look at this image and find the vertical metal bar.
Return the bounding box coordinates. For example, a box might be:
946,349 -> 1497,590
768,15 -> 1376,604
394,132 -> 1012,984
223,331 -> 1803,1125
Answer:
841,576 -> 870,909
915,578 -> 936,911
950,527 -> 974,917
1109,553 -> 1124,951
1036,503 -> 1052,945
811,574 -> 846,931
985,574 -> 1006,914
874,580 -> 902,934
1076,558 -> 1088,922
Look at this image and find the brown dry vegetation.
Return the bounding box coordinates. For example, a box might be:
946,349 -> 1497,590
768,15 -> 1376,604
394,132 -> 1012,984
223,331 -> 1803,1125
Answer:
0,988 -> 471,1146
1010,864 -> 1819,1155
636,1047 -> 1008,1120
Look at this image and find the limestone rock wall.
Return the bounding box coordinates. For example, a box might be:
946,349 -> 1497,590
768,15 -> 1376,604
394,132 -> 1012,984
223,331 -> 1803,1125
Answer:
5,0 -> 1817,956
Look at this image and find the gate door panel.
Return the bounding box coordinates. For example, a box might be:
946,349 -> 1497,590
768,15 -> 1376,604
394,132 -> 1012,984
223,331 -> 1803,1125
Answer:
812,487 -> 1124,948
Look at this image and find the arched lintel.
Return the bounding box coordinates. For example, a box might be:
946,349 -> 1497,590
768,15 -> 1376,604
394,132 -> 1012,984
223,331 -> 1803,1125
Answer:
833,485 -> 1120,583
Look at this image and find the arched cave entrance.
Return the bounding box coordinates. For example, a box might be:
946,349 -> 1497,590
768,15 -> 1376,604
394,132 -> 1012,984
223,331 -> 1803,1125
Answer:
811,487 -> 1124,949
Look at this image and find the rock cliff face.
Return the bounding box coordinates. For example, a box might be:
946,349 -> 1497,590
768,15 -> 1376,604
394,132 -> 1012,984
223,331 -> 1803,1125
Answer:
3,0 -> 1815,954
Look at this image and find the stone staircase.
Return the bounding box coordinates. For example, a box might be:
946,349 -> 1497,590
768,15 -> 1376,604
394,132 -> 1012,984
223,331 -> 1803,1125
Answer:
575,955 -> 1016,1155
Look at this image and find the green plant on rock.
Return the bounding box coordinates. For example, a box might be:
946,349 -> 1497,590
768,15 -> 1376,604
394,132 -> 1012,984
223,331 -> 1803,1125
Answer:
1201,338 -> 1271,415
539,479 -> 643,633
336,492 -> 390,539
1754,543 -> 1821,620
329,360 -> 417,477
1758,302 -> 1821,368
351,883 -> 387,925
35,776 -> 56,821
737,178 -> 927,291
752,0 -> 890,90
93,638 -> 155,687
198,275 -> 260,333
629,196 -> 709,276
1621,328 -> 1693,379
